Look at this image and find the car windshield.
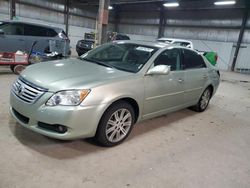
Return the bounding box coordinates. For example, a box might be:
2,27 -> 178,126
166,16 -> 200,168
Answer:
0,22 -> 8,28
80,42 -> 158,73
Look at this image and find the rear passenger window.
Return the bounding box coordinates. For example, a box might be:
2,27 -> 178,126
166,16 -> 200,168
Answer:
154,49 -> 181,71
24,25 -> 46,36
182,49 -> 206,69
24,24 -> 57,37
47,29 -> 57,37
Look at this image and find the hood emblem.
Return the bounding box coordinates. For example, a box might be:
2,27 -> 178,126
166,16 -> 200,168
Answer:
16,84 -> 24,96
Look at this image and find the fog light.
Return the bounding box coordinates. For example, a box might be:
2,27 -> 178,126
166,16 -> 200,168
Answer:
58,126 -> 65,133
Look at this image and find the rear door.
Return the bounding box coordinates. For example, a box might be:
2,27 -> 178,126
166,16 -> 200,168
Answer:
143,48 -> 186,119
23,24 -> 57,53
181,49 -> 209,104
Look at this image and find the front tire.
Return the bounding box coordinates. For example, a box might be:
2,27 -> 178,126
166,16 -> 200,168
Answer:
13,65 -> 25,75
95,101 -> 135,147
190,87 -> 212,112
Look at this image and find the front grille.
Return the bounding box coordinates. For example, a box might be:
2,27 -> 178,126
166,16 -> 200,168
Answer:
12,77 -> 48,104
12,108 -> 29,124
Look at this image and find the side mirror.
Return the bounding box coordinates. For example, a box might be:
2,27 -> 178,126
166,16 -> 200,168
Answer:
0,29 -> 4,35
147,65 -> 170,75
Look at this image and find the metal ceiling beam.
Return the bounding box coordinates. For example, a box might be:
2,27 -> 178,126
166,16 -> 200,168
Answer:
74,0 -> 164,6
74,0 -> 246,9
231,8 -> 249,71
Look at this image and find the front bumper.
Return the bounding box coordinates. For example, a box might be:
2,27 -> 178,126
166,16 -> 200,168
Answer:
10,91 -> 107,140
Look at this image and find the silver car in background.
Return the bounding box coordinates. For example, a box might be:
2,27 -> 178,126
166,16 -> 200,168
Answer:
0,21 -> 70,56
9,41 -> 220,146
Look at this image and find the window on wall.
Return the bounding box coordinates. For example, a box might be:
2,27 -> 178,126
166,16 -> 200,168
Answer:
154,48 -> 181,71
182,49 -> 206,69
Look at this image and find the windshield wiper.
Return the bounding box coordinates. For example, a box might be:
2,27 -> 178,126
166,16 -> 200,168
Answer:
81,57 -> 115,69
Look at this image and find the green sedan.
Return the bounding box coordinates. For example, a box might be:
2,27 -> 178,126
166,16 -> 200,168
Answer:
10,41 -> 220,146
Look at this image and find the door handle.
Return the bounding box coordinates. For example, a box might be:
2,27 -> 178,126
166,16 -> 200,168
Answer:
18,39 -> 25,41
178,78 -> 184,83
202,75 -> 208,79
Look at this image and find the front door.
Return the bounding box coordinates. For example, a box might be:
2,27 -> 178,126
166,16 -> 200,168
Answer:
143,48 -> 185,119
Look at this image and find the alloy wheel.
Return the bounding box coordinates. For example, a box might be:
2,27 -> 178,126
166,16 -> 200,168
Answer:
200,89 -> 211,110
105,108 -> 132,143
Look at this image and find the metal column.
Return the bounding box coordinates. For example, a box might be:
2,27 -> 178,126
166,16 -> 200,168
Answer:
10,0 -> 16,20
158,6 -> 166,38
97,0 -> 110,45
114,6 -> 121,33
64,0 -> 70,36
231,9 -> 249,71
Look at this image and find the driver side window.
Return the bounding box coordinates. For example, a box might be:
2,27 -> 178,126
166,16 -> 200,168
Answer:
154,49 -> 181,71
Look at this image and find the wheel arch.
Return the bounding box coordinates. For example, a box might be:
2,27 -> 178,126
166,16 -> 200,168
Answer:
100,97 -> 140,125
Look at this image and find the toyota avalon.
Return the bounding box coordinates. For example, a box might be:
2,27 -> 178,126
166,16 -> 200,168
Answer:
10,41 -> 220,146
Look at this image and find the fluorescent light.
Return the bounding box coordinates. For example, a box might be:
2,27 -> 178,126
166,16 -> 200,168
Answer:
108,6 -> 113,10
214,1 -> 236,5
163,2 -> 179,7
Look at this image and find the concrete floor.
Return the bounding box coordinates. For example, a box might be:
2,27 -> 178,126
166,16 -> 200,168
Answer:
0,67 -> 250,188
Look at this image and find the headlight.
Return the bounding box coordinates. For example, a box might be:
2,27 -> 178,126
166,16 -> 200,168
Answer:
46,90 -> 90,106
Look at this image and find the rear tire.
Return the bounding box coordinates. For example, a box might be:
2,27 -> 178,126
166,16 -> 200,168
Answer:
190,87 -> 212,112
95,101 -> 135,147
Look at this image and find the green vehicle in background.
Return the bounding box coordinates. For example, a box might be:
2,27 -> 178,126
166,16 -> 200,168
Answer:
203,51 -> 218,66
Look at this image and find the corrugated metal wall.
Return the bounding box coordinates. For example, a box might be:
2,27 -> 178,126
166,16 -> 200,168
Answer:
0,0 -> 249,71
117,9 -> 250,71
230,44 -> 250,73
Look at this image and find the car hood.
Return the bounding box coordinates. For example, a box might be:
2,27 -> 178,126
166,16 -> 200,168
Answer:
21,58 -> 134,91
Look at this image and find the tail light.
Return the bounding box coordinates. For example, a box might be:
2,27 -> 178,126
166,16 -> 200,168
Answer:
59,31 -> 70,43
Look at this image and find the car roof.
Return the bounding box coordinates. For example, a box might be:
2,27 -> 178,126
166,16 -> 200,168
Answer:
157,38 -> 192,43
113,40 -> 200,54
0,20 -> 63,31
113,40 -> 170,48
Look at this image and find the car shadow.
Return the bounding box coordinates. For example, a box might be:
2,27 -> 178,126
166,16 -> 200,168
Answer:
0,67 -> 14,76
0,71 -> 13,76
128,109 -> 197,141
9,108 -> 197,159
